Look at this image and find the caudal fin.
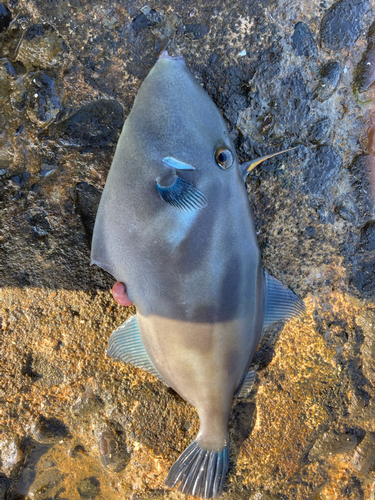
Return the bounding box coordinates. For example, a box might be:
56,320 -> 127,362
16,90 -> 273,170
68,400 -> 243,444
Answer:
165,440 -> 229,498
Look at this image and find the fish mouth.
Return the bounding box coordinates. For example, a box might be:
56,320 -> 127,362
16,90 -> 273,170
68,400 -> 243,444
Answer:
158,50 -> 185,62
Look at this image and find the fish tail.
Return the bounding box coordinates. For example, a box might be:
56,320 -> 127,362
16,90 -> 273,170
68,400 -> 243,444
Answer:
165,439 -> 229,498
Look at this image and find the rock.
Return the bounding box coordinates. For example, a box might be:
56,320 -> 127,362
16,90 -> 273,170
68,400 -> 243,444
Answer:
320,0 -> 369,50
0,432 -> 23,474
0,66 -> 10,106
25,72 -> 61,127
49,100 -> 123,147
0,3 -> 11,32
10,171 -> 30,186
17,23 -> 68,70
315,61 -> 342,102
97,425 -> 130,472
7,442 -> 51,498
352,432 -> 375,475
184,23 -> 210,40
77,477 -> 100,498
304,145 -> 342,205
28,468 -> 64,499
291,22 -> 317,58
361,221 -> 375,252
29,353 -> 64,386
31,416 -> 70,444
307,117 -> 331,144
304,226 -> 316,238
29,213 -> 51,238
349,155 -> 375,226
355,21 -> 375,93
309,429 -> 358,460
75,182 -> 102,243
72,389 -> 105,417
352,259 -> 375,296
132,7 -> 163,32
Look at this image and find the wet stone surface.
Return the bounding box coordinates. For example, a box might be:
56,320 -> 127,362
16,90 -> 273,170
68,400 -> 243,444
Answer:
0,0 -> 375,499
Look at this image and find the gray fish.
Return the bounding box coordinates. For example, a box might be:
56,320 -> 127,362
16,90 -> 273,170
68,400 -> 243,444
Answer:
91,51 -> 305,499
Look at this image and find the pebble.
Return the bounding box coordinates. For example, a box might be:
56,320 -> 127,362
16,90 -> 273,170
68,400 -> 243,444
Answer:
349,154 -> 375,226
0,3 -> 11,32
352,432 -> 375,475
291,22 -> 317,58
184,23 -> 210,40
25,72 -> 61,126
97,423 -> 130,473
304,145 -> 342,204
0,432 -> 23,474
28,468 -> 64,498
354,22 -> 375,93
77,477 -> 100,498
32,415 -> 70,444
315,61 -> 342,102
49,99 -> 123,147
75,182 -> 102,242
17,23 -> 68,70
361,222 -> 375,252
320,0 -> 369,50
29,213 -> 51,238
307,117 -> 331,144
132,7 -> 163,31
72,389 -> 105,417
309,429 -> 358,460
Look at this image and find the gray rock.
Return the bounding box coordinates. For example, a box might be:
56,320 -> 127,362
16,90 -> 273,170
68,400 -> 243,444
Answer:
320,0 -> 369,50
309,429 -> 358,460
0,432 -> 23,474
49,100 -> 123,147
315,61 -> 342,102
291,22 -> 317,58
352,432 -> 375,475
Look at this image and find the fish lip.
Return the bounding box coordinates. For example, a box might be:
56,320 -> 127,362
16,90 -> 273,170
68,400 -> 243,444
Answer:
158,50 -> 185,62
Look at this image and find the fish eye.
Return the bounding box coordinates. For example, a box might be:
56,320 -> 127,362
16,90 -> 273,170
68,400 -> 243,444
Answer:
215,147 -> 233,169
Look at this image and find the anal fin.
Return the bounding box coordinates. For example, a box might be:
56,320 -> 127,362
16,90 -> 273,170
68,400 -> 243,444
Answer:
263,270 -> 306,332
235,370 -> 256,398
107,315 -> 165,383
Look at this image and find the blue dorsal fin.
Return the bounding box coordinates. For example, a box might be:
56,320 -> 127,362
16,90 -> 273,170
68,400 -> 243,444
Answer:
107,315 -> 165,383
156,177 -> 208,212
235,370 -> 256,398
263,270 -> 306,332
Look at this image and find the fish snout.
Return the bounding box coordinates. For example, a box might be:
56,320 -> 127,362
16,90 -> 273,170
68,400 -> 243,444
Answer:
158,50 -> 186,64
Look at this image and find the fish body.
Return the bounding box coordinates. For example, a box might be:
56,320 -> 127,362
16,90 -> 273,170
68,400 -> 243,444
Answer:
91,52 -> 304,498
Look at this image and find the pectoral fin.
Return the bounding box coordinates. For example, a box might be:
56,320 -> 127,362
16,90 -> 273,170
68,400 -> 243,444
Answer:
107,315 -> 165,383
156,176 -> 208,212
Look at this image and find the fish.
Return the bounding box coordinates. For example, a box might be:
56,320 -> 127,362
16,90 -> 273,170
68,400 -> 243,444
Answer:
91,51 -> 305,499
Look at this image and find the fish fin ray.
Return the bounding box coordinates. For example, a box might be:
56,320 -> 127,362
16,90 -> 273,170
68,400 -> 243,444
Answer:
263,270 -> 306,332
235,370 -> 257,397
157,177 -> 208,212
107,315 -> 165,383
166,440 -> 229,499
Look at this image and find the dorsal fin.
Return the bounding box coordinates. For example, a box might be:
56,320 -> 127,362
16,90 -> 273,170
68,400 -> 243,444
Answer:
156,176 -> 208,212
241,147 -> 297,180
263,270 -> 306,331
107,315 -> 165,383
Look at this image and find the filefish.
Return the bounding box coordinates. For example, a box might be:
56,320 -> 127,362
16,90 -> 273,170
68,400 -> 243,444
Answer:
91,51 -> 305,498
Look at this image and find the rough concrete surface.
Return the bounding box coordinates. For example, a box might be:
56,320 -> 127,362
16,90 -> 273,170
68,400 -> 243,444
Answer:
1,0 -> 375,498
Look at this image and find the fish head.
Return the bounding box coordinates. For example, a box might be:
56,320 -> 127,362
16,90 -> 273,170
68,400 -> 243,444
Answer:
124,51 -> 242,204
